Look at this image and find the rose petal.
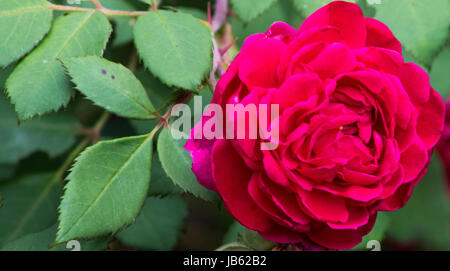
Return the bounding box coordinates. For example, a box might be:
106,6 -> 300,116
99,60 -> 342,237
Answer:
299,1 -> 366,48
416,89 -> 445,149
327,206 -> 369,230
308,43 -> 358,79
379,167 -> 404,199
238,34 -> 286,89
399,139 -> 428,183
248,173 -> 300,229
212,140 -> 274,231
398,63 -> 430,106
185,117 -> 217,191
365,17 -> 401,53
315,182 -> 383,202
263,151 -> 290,186
260,176 -> 311,225
307,214 -> 376,250
266,21 -> 298,43
272,73 -> 322,110
298,189 -> 349,223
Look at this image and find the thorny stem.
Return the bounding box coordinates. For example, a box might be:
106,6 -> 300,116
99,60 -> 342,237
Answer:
48,3 -> 149,17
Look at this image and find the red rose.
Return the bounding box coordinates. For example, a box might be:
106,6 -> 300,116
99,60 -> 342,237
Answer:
185,1 -> 444,250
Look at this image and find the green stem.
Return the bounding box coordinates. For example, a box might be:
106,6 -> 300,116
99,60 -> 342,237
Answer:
52,138 -> 90,183
54,109 -> 110,182
93,111 -> 110,134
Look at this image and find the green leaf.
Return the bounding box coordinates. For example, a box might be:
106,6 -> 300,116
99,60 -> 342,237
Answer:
157,127 -> 218,202
101,0 -> 137,10
57,135 -> 153,243
116,196 -> 187,250
134,10 -> 213,90
137,0 -> 151,4
62,56 -> 155,119
6,11 -> 112,121
0,173 -> 62,247
222,221 -> 246,244
188,85 -> 213,121
52,236 -> 111,251
350,212 -> 390,251
403,49 -> 427,70
149,151 -> 183,196
386,155 -> 450,250
135,67 -> 174,111
291,0 -> 356,17
356,0 -> 376,18
121,68 -> 171,134
216,242 -> 252,251
130,119 -> 159,135
129,68 -> 178,134
177,7 -> 207,21
0,0 -> 53,68
0,94 -> 79,164
2,224 -> 111,251
230,0 -> 277,23
100,0 -> 139,47
240,228 -> 276,251
112,18 -> 134,47
374,0 -> 450,66
0,164 -> 15,181
0,64 -> 16,92
2,224 -> 58,251
430,45 -> 450,99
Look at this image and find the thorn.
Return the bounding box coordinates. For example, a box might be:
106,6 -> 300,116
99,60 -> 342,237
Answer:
219,38 -> 237,56
207,2 -> 212,25
150,0 -> 158,12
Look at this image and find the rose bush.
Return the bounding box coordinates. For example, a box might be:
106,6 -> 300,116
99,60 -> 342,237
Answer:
185,1 -> 444,250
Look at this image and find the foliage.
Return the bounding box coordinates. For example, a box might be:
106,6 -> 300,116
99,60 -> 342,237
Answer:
374,0 -> 449,67
134,10 -> 213,91
116,196 -> 188,250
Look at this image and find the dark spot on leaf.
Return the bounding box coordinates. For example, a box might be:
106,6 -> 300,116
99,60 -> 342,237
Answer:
101,69 -> 107,75
111,75 -> 115,79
